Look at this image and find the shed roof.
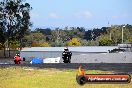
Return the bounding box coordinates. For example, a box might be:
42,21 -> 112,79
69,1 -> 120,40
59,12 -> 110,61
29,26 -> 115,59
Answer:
21,46 -> 118,53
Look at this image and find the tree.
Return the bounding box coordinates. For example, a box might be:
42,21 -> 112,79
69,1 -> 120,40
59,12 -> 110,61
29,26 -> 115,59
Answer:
80,39 -> 89,46
40,42 -> 50,47
84,30 -> 92,40
51,28 -> 68,46
0,25 -> 6,47
23,32 -> 45,47
128,36 -> 132,43
0,43 -> 4,50
0,2 -> 6,53
0,0 -> 32,57
35,28 -> 52,42
35,28 -> 51,35
99,35 -> 113,46
31,42 -> 40,47
10,40 -> 19,50
87,40 -> 99,46
68,38 -> 81,46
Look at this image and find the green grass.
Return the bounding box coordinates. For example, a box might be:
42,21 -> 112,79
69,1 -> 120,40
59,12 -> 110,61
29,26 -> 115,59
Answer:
0,67 -> 131,88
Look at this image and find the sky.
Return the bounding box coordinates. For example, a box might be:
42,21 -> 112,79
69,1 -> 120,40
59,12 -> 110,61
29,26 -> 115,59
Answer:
26,0 -> 132,29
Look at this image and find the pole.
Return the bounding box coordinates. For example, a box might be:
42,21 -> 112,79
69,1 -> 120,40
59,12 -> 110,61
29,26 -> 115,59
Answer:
122,26 -> 125,44
122,27 -> 123,43
110,33 -> 111,40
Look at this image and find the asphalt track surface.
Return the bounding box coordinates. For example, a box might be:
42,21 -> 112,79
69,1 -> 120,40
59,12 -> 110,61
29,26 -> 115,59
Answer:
0,63 -> 132,73
0,58 -> 132,73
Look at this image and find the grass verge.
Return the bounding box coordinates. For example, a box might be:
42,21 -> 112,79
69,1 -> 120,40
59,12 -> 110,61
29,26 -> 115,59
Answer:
0,67 -> 131,88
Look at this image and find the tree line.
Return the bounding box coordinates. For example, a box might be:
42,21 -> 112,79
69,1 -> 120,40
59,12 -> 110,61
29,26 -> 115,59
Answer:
22,24 -> 132,47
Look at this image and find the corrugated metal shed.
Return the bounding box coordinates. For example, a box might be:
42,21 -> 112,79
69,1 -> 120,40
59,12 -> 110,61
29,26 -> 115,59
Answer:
20,46 -> 132,63
71,52 -> 132,63
20,46 -> 118,61
21,46 -> 118,53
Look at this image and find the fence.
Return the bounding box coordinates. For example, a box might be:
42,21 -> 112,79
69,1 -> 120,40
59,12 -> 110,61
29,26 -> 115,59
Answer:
0,50 -> 18,58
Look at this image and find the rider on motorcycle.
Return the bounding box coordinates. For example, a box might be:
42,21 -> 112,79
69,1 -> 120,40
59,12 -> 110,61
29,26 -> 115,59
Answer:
14,54 -> 21,64
62,47 -> 72,63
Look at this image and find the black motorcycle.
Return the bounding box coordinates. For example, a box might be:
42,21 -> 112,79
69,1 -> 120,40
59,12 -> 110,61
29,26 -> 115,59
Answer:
62,51 -> 72,63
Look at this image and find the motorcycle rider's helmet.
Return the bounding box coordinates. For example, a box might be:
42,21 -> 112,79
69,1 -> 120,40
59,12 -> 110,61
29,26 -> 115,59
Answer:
64,47 -> 68,51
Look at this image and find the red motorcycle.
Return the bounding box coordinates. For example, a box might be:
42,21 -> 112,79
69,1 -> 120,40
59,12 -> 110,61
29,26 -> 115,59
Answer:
14,54 -> 21,64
